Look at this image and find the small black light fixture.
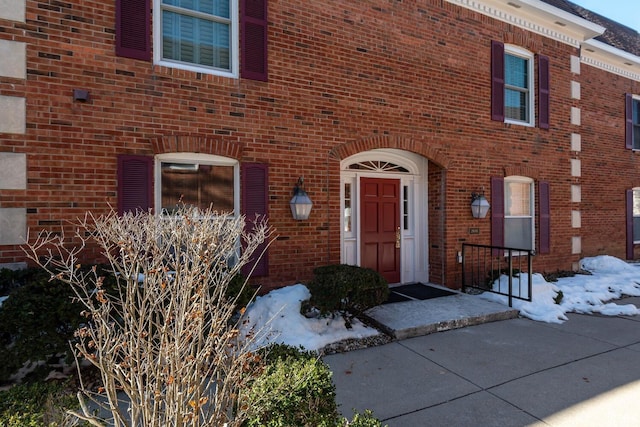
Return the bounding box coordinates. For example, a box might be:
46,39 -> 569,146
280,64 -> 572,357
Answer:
290,177 -> 313,220
471,189 -> 490,219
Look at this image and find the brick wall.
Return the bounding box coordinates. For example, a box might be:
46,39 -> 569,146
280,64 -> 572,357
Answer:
0,0 -> 628,288
579,64 -> 640,259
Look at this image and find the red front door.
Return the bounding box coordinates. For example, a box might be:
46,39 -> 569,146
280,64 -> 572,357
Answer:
360,177 -> 401,283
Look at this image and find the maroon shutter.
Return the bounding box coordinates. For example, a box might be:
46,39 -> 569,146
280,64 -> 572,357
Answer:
242,163 -> 269,276
491,176 -> 505,255
539,181 -> 550,254
491,40 -> 505,122
116,0 -> 151,61
627,189 -> 634,260
117,155 -> 153,215
538,55 -> 550,129
241,0 -> 268,81
626,93 -> 634,149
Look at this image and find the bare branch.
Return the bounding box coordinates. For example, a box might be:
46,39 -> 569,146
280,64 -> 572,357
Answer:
26,205 -> 273,426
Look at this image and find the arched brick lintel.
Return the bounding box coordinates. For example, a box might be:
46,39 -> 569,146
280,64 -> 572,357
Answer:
150,135 -> 243,160
503,165 -> 541,180
329,136 -> 450,169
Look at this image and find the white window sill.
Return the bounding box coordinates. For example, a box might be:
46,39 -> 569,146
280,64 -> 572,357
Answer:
505,119 -> 535,127
155,59 -> 238,79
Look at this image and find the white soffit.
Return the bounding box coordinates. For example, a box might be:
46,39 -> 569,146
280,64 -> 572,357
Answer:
581,39 -> 640,82
445,0 -> 605,47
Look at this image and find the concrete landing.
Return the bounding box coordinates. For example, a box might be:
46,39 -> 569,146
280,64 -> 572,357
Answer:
364,290 -> 519,340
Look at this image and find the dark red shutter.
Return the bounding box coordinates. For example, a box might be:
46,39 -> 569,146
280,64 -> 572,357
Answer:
539,181 -> 550,254
627,189 -> 634,260
626,93 -> 634,149
241,163 -> 269,276
538,55 -> 550,129
117,155 -> 153,215
491,40 -> 505,122
241,0 -> 268,81
116,0 -> 151,61
491,176 -> 505,256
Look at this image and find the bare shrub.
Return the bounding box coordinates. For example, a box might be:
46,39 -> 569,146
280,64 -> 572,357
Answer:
24,206 -> 271,427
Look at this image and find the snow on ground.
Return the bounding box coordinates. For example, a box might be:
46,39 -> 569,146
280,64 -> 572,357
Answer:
2,255 -> 636,351
480,255 -> 640,323
241,255 -> 640,350
239,284 -> 379,352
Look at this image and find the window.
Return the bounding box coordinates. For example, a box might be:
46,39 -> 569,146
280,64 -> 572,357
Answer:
491,41 -> 544,127
118,154 -> 269,275
504,47 -> 534,125
155,153 -> 239,216
633,189 -> 640,243
403,185 -> 409,230
504,177 -> 534,251
156,0 -> 237,76
627,94 -> 640,150
117,0 -> 267,80
344,182 -> 352,232
492,176 -> 549,254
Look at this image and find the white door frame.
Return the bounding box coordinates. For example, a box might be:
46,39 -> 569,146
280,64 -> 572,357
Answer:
340,149 -> 429,284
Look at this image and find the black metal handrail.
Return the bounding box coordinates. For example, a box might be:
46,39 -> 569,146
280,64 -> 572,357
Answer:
461,243 -> 533,307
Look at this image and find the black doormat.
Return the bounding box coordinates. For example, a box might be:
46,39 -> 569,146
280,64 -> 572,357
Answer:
383,283 -> 456,304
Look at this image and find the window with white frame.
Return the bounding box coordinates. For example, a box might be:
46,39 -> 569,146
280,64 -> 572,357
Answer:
504,176 -> 535,251
633,189 -> 640,243
504,46 -> 534,126
156,154 -> 239,215
155,0 -> 238,76
344,182 -> 352,233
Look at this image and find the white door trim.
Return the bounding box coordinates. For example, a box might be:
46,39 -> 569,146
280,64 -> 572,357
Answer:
340,149 -> 429,284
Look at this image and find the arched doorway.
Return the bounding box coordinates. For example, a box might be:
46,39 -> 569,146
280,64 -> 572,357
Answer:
340,149 -> 429,284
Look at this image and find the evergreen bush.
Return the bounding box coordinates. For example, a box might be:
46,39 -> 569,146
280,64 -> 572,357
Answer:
0,268 -> 87,384
0,381 -> 78,426
305,264 -> 389,317
242,344 -> 340,427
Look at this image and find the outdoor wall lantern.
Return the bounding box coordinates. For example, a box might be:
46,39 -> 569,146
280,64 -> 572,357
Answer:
290,177 -> 313,220
471,190 -> 490,219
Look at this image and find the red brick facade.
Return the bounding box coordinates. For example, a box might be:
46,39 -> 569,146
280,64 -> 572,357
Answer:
0,0 -> 639,289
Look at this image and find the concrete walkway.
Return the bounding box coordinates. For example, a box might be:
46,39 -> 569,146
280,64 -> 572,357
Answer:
324,296 -> 640,426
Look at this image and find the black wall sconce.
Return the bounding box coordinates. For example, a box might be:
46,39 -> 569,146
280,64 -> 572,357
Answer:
290,177 -> 313,220
471,190 -> 490,219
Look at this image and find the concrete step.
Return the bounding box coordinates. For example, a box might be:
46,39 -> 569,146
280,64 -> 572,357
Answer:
364,291 -> 519,340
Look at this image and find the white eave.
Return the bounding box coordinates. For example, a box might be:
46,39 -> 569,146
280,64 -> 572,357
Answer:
581,39 -> 640,81
446,0 -> 605,47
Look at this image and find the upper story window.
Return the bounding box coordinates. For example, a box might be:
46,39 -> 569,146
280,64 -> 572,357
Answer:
491,41 -> 548,128
117,0 -> 267,80
155,0 -> 238,77
627,94 -> 640,150
504,47 -> 534,125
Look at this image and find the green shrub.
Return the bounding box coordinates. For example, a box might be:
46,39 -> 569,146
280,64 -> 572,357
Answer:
243,344 -> 340,427
305,264 -> 389,317
0,268 -> 87,384
0,264 -> 253,386
343,410 -> 387,427
0,381 -> 78,426
0,267 -> 49,296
